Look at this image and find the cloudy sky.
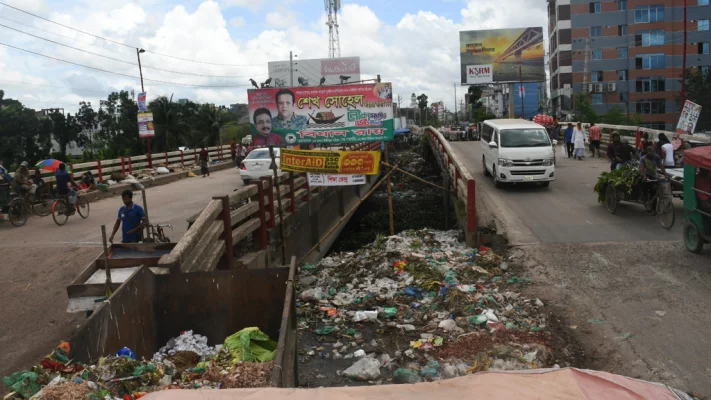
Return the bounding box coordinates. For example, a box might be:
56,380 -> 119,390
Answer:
0,0 -> 548,115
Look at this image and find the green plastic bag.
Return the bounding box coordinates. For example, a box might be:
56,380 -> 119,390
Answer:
223,327 -> 278,363
315,326 -> 336,335
2,371 -> 41,398
383,307 -> 398,318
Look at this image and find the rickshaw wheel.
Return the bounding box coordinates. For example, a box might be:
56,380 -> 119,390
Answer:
605,184 -> 618,214
683,221 -> 704,253
8,199 -> 29,227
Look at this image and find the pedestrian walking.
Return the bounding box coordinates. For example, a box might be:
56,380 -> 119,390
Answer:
230,138 -> 237,165
588,123 -> 602,158
606,131 -> 622,170
572,122 -> 587,160
199,146 -> 210,177
236,142 -> 247,167
564,123 -> 574,158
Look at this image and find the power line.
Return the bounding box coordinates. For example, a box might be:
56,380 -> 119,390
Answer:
0,23 -> 268,78
0,1 -> 269,68
0,41 -> 251,88
0,78 -> 112,94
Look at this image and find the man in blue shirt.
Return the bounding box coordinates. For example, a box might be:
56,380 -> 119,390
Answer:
564,123 -> 574,158
55,163 -> 77,213
109,189 -> 147,243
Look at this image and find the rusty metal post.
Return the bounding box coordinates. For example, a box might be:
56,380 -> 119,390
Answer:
214,195 -> 235,270
128,157 -> 133,175
288,172 -> 296,213
269,146 -> 287,266
263,176 -> 276,228
180,150 -> 184,165
100,225 -> 112,295
97,160 -> 104,183
69,163 -> 74,180
254,180 -> 268,250
120,157 -> 126,176
164,152 -> 168,166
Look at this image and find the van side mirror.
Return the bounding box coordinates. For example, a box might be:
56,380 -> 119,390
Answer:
488,141 -> 498,149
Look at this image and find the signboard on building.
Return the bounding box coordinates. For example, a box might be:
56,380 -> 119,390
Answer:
459,28 -> 545,85
137,112 -> 155,137
247,83 -> 394,145
308,174 -> 366,186
267,56 -> 360,87
137,92 -> 148,112
676,100 -> 702,135
280,149 -> 381,175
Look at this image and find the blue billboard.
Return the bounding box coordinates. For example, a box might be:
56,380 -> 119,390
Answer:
513,82 -> 542,119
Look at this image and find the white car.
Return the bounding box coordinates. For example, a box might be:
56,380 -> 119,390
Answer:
239,148 -> 281,185
480,119 -> 556,188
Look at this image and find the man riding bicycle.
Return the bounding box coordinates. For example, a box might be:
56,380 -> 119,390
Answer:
14,162 -> 38,200
639,146 -> 666,207
56,163 -> 79,214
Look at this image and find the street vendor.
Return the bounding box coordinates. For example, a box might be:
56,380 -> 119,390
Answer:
109,189 -> 147,244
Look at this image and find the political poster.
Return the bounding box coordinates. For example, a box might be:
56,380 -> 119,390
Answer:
676,100 -> 702,135
137,112 -> 155,138
307,174 -> 366,186
267,57 -> 360,88
280,149 -> 381,175
460,28 -> 545,85
137,92 -> 148,112
247,83 -> 394,145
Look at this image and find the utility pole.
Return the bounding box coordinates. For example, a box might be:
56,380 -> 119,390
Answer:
136,48 -> 151,168
681,0 -> 688,105
454,83 -> 458,124
519,65 -> 525,118
289,51 -> 294,87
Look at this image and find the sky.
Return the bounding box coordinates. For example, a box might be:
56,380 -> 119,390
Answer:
0,0 -> 549,115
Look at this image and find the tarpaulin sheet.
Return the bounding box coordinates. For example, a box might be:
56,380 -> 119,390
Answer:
144,368 -> 693,400
684,145 -> 711,170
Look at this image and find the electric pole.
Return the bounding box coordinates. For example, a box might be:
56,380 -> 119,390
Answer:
681,0 -> 688,105
454,83 -> 458,124
136,47 -> 151,168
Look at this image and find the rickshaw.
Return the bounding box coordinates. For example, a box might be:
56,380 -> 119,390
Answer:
682,146 -> 711,253
0,183 -> 29,227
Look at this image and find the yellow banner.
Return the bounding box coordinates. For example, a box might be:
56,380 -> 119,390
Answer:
280,149 -> 381,175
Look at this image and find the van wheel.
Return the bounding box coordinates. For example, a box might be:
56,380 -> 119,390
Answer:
482,157 -> 491,177
493,166 -> 503,189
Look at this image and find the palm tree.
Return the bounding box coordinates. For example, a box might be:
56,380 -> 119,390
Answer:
150,94 -> 188,151
199,105 -> 223,146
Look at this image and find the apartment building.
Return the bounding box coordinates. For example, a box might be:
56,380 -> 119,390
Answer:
548,0 -> 711,130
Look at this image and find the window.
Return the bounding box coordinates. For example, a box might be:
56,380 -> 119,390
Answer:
636,99 -> 666,114
700,0 -> 709,6
620,93 -> 629,102
619,70 -> 628,80
641,122 -> 666,130
592,49 -> 603,60
481,123 -> 494,142
619,25 -> 628,36
700,20 -> 710,31
636,53 -> 665,69
499,129 -> 551,148
619,0 -> 627,10
619,47 -> 628,58
635,5 -> 664,23
635,30 -> 665,46
591,93 -> 604,104
590,2 -> 601,13
699,42 -> 710,54
591,26 -> 602,37
591,71 -> 603,82
636,77 -> 666,92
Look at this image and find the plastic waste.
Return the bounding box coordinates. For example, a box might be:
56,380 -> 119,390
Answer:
404,286 -> 423,299
420,360 -> 440,378
383,307 -> 398,318
315,326 -> 337,335
469,314 -> 488,325
223,327 -> 277,362
1,371 -> 41,398
156,167 -> 170,174
353,349 -> 366,358
393,368 -> 420,384
116,347 -> 137,360
353,311 -> 378,322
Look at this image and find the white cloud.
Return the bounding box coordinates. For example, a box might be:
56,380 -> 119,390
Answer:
265,11 -> 297,28
229,16 -> 245,27
222,0 -> 264,12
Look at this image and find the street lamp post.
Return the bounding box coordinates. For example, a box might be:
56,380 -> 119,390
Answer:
136,48 -> 151,168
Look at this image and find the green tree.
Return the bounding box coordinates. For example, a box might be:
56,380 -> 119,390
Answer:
685,68 -> 711,131
573,94 -> 599,123
198,105 -> 224,146
76,101 -> 98,158
97,91 -> 140,157
149,94 -> 189,151
50,111 -> 82,160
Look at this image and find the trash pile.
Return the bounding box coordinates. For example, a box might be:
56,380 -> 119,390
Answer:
297,229 -> 553,386
2,328 -> 277,399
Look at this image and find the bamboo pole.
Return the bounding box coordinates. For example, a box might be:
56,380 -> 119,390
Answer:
384,144 -> 394,235
297,165 -> 398,265
381,162 -> 453,192
100,225 -> 112,295
141,189 -> 151,242
270,146 -> 288,266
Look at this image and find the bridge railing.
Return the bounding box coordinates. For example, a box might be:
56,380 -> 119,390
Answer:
425,127 -> 477,245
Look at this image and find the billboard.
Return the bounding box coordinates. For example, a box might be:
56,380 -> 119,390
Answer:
137,112 -> 155,138
247,83 -> 394,145
460,27 -> 545,85
676,100 -> 702,135
137,92 -> 148,112
513,82 -> 542,119
308,174 -> 367,186
280,149 -> 381,175
267,56 -> 360,87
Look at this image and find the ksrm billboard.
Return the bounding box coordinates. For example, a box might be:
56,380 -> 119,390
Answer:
268,56 -> 361,88
459,27 -> 545,85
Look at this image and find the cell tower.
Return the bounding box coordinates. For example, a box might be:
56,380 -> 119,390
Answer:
325,0 -> 341,58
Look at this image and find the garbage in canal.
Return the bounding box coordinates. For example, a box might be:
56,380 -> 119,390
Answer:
2,328 -> 279,399
297,228 -> 553,387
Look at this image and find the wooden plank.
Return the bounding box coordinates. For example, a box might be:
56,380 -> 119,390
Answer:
181,219 -> 224,273
85,266 -> 142,284
230,201 -> 259,224
293,188 -> 307,200
229,185 -> 258,205
66,296 -> 106,313
200,239 -> 225,272
67,282 -> 121,297
161,199 -> 222,269
293,176 -> 306,188
232,218 -> 261,243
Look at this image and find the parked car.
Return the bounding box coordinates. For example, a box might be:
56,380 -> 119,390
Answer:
239,148 -> 281,185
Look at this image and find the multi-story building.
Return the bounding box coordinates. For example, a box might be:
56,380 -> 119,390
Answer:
548,0 -> 711,130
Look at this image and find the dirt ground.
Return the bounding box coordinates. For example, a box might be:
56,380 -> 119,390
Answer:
0,167 -> 243,385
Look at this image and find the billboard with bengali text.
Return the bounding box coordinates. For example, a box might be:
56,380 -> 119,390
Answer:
267,56 -> 360,88
460,27 -> 545,85
676,100 -> 702,135
247,83 -> 394,145
137,112 -> 155,138
280,149 -> 381,175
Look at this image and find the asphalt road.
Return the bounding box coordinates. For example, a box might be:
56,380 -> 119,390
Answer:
450,140 -> 711,395
0,167 -> 243,382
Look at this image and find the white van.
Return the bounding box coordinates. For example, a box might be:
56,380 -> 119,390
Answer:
480,119 -> 556,188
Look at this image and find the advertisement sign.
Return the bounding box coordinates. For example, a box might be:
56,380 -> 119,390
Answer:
460,28 -> 545,85
308,174 -> 366,186
247,83 -> 394,145
280,149 -> 381,175
676,100 -> 702,135
137,92 -> 148,112
268,56 -> 360,87
466,64 -> 493,84
137,112 -> 155,138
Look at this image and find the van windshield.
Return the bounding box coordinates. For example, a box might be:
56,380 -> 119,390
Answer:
500,129 -> 551,148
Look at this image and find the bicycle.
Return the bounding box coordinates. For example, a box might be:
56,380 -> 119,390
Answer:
51,189 -> 90,226
144,223 -> 172,243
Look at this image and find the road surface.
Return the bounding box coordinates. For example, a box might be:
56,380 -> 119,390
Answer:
0,167 -> 243,381
450,140 -> 711,395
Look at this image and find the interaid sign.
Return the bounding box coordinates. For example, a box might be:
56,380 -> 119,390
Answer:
467,64 -> 493,84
